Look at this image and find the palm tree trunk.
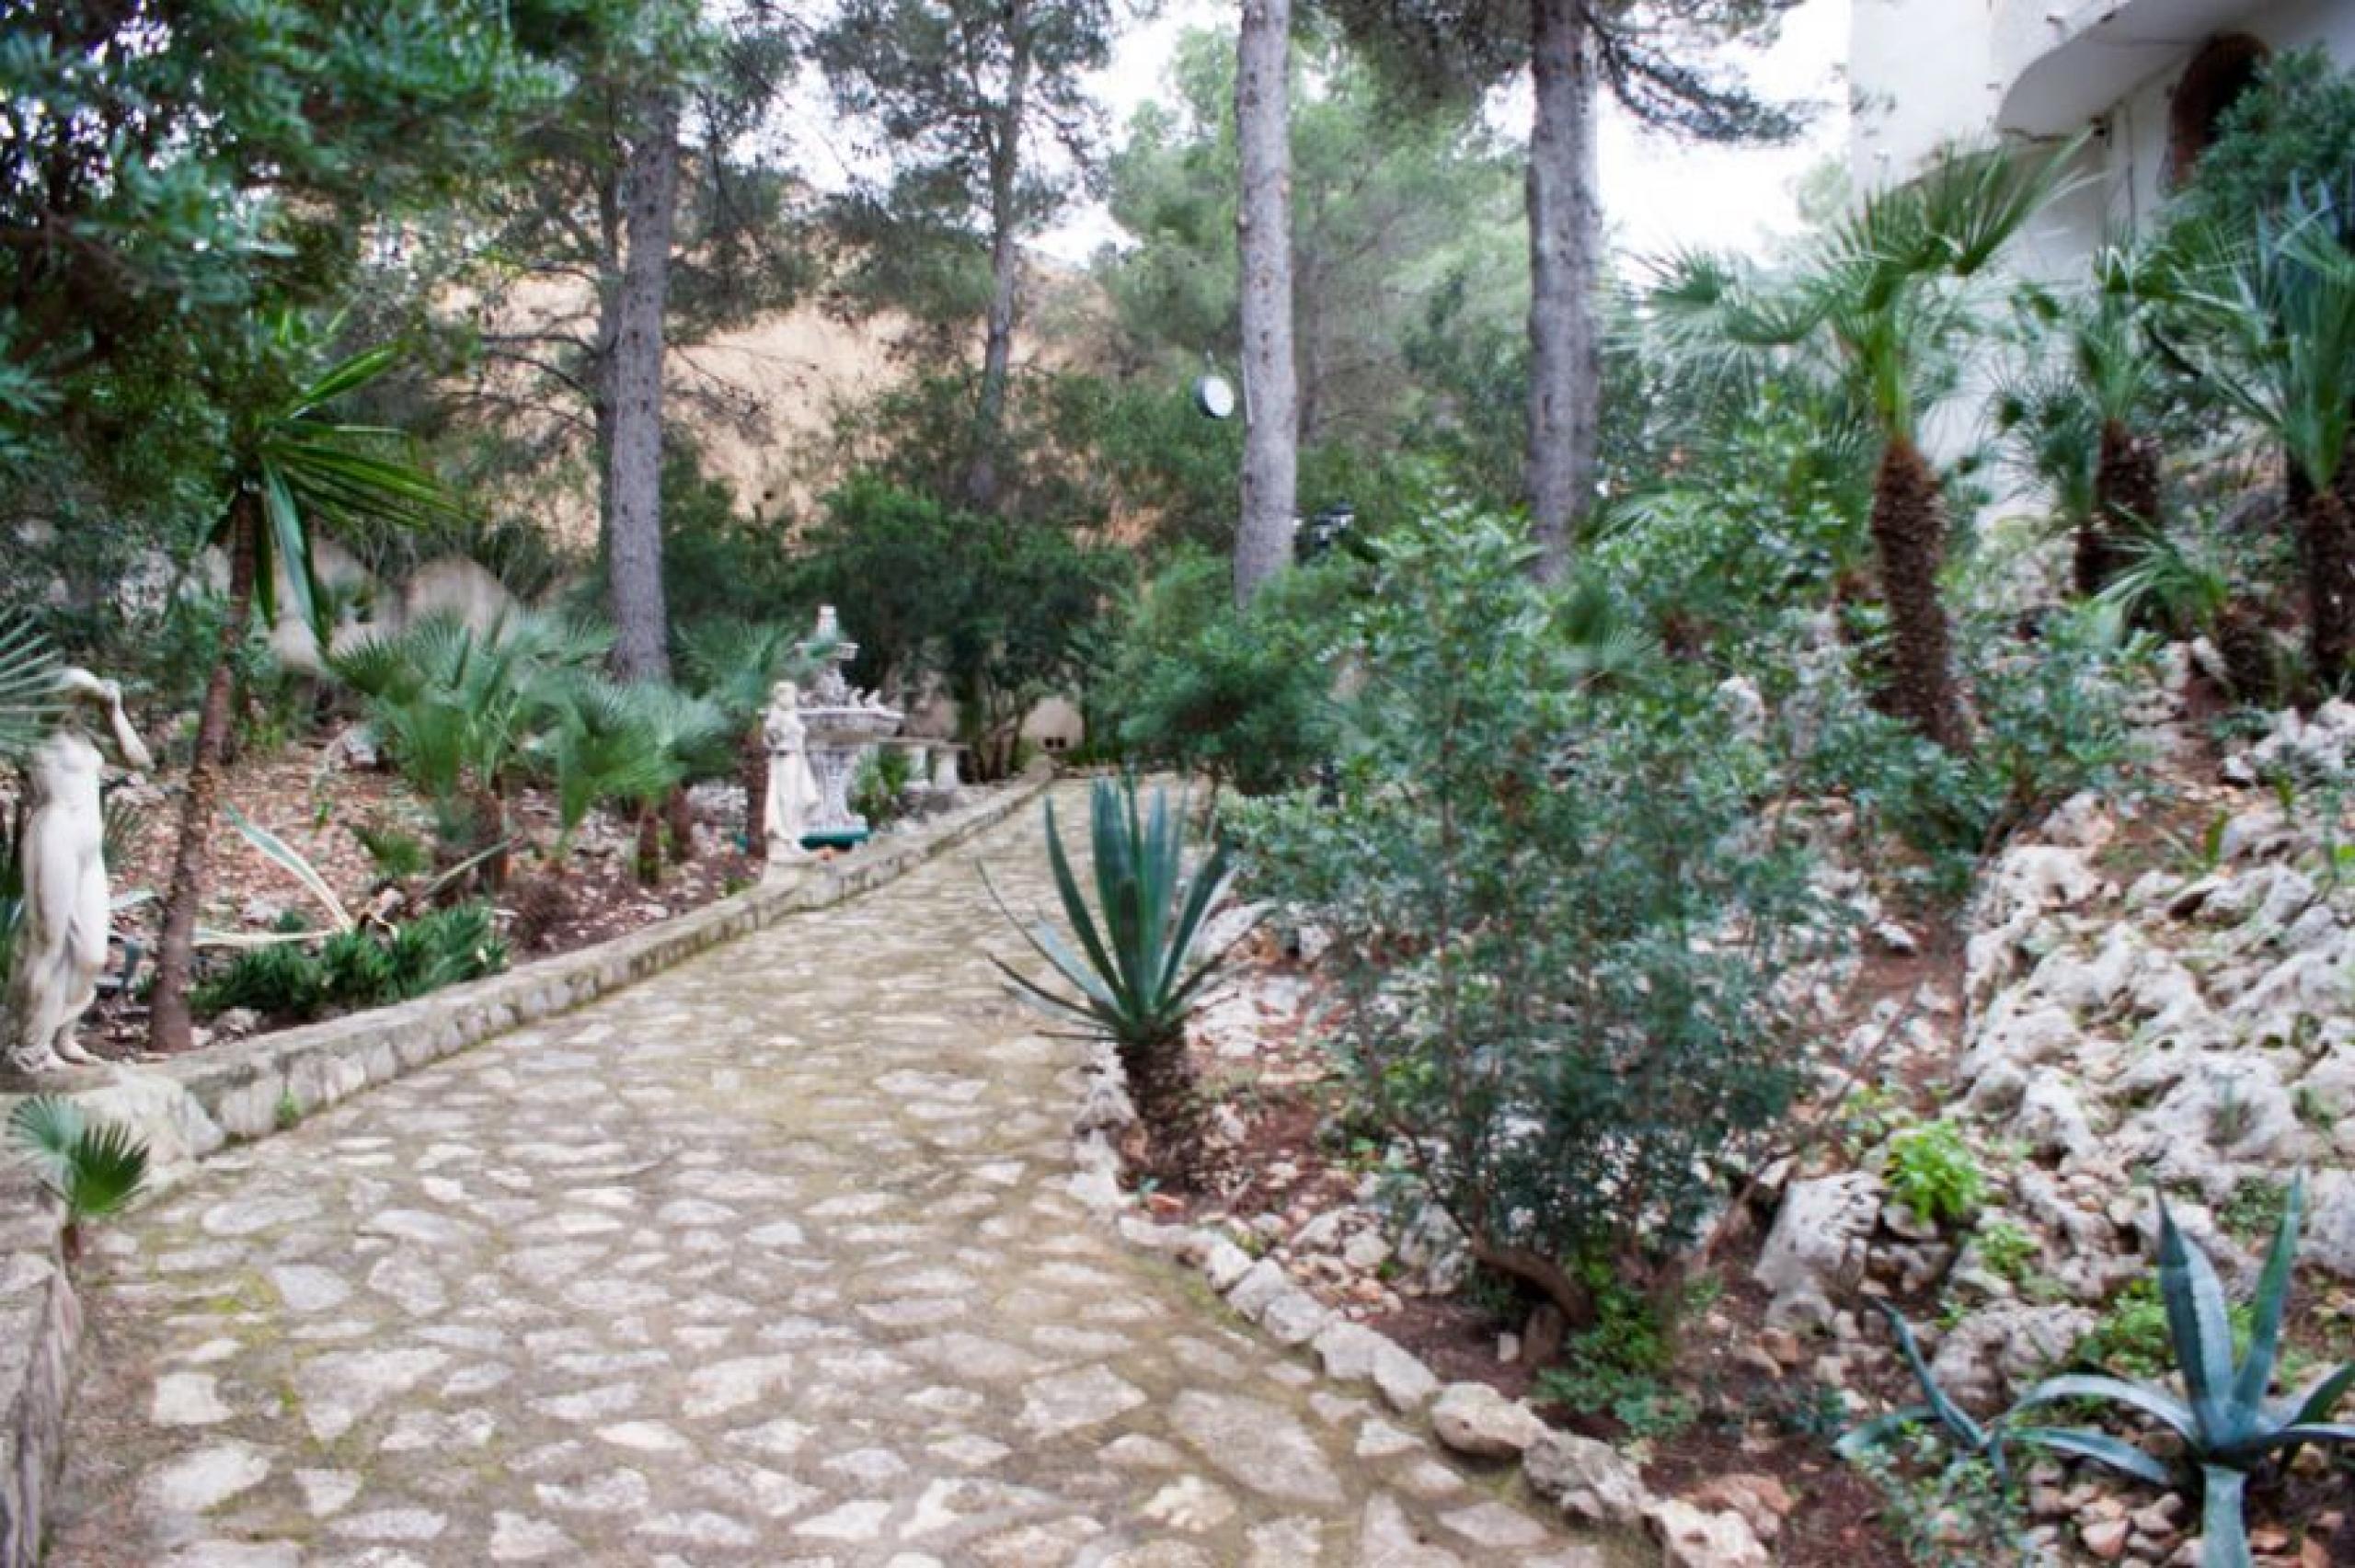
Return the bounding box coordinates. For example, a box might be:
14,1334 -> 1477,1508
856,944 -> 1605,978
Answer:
634,803 -> 663,887
664,784 -> 695,864
604,88 -> 682,684
2299,451 -> 2355,692
2080,418 -> 2157,598
1871,435 -> 1970,752
1120,1032 -> 1205,1188
148,496 -> 260,1054
1233,0 -> 1298,608
1523,0 -> 1603,585
741,726 -> 769,862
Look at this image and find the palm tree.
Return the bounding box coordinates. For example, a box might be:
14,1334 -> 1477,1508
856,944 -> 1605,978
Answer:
149,319 -> 460,1055
1998,246 -> 2171,598
613,682 -> 731,881
2158,190 -> 2355,692
1645,143 -> 2074,750
10,1095 -> 149,1261
334,611 -> 612,885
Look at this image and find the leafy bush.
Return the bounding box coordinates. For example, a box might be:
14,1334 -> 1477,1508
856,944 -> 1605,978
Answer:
1235,510 -> 1836,1325
797,473 -> 1122,776
191,940 -> 326,1020
1532,1268 -> 1703,1441
1887,1120 -> 1987,1228
1964,600 -> 2154,839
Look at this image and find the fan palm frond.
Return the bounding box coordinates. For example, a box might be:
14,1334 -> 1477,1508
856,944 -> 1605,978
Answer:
8,1096 -> 150,1226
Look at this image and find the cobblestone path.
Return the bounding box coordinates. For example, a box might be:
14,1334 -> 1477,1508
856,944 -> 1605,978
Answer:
51,791 -> 1594,1566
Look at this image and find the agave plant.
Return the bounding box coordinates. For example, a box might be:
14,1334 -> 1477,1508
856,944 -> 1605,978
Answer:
1852,1179 -> 2355,1568
1837,1302 -> 2013,1485
2007,1179 -> 2355,1568
984,779 -> 1243,1184
8,1095 -> 150,1260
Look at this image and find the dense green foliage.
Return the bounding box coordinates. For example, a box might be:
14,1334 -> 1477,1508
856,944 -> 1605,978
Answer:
1086,551 -> 1344,797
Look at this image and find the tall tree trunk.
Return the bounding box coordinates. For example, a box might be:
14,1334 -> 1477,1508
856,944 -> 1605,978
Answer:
967,0 -> 1035,513
1872,435 -> 1970,752
2298,449 -> 2355,693
2079,418 -> 2157,598
1233,0 -> 1298,608
591,165 -> 625,562
604,89 -> 683,684
147,497 -> 260,1054
1523,0 -> 1602,585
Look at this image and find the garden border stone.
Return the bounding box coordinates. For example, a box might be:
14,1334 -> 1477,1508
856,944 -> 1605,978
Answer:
0,766 -> 1050,1568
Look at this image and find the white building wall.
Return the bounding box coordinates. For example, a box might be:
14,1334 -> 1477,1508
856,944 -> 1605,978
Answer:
1855,0 -> 2355,282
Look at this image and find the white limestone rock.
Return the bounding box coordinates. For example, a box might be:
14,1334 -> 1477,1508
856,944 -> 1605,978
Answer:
1429,1381 -> 1543,1459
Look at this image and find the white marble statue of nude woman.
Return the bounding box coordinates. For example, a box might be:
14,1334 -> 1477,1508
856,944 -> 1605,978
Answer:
6,669 -> 153,1075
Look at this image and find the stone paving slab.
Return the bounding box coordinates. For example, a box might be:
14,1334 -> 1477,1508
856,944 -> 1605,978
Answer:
48,790 -> 1602,1566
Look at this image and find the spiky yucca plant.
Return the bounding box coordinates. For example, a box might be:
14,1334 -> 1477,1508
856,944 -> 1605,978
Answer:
986,780 -> 1242,1185
8,1095 -> 149,1260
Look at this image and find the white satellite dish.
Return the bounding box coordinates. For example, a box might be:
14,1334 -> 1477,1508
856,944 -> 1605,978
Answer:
1193,372 -> 1237,419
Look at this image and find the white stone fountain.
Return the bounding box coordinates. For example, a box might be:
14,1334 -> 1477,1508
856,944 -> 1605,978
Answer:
793,606 -> 902,850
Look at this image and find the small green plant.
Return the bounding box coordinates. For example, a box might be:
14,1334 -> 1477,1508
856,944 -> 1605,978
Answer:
983,779 -> 1243,1185
352,822 -> 431,881
1974,1219 -> 2039,1286
9,1096 -> 150,1260
851,747 -> 915,828
1849,1431 -> 2025,1568
2220,1175 -> 2291,1244
1532,1266 -> 1708,1443
274,1089 -> 302,1131
2210,1081 -> 2256,1146
1888,1120 -> 1986,1227
1835,1083 -> 1916,1158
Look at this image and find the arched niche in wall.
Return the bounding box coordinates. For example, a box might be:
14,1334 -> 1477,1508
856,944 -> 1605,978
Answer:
2167,33 -> 2270,189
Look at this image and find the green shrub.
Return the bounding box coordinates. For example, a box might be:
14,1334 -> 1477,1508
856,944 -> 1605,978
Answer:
1887,1121 -> 1986,1228
192,904 -> 504,1024
1235,511 -> 1836,1322
192,942 -> 327,1020
1532,1268 -> 1703,1442
1964,600 -> 2153,840
1091,548 -> 1344,798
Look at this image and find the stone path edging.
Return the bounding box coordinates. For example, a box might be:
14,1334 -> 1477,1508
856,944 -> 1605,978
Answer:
0,768 -> 1049,1568
1062,1049 -> 1641,1555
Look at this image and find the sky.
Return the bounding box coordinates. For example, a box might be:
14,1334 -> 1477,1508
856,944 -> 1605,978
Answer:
1042,0 -> 1854,265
